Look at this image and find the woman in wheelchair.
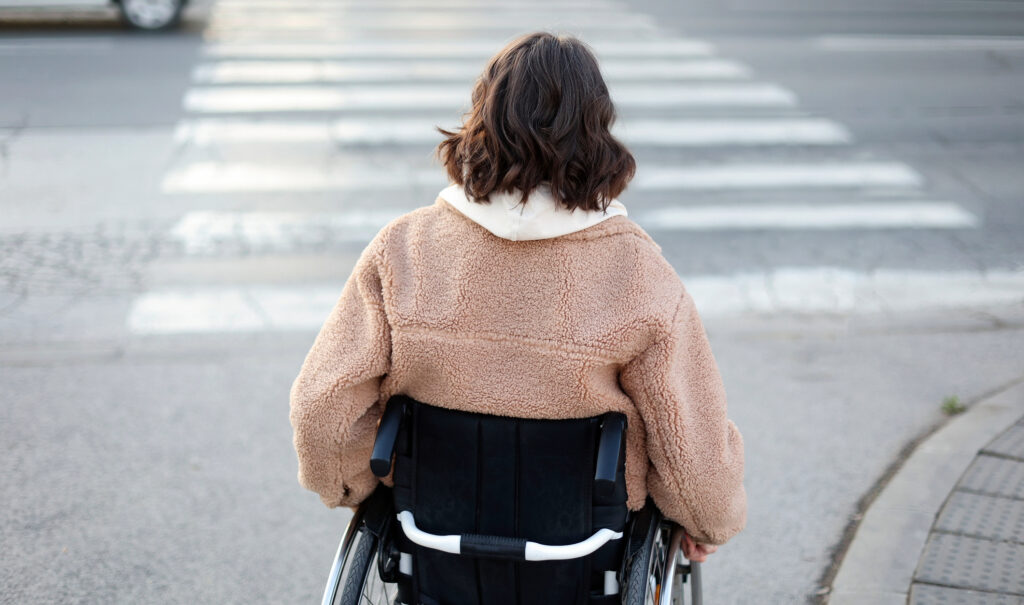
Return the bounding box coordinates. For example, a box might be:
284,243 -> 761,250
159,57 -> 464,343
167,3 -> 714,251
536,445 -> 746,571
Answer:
290,31 -> 746,605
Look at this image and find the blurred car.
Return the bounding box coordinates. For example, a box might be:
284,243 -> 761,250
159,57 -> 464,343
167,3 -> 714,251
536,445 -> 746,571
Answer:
0,0 -> 187,30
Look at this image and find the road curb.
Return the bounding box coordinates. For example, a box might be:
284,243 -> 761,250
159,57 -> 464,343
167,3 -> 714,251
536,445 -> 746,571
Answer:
828,376 -> 1024,605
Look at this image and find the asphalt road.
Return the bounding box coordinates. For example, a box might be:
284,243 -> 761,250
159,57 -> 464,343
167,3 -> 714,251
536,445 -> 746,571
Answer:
1,1 -> 1022,603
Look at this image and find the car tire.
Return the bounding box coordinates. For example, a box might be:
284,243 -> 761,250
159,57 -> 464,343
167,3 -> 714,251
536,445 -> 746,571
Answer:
118,0 -> 184,31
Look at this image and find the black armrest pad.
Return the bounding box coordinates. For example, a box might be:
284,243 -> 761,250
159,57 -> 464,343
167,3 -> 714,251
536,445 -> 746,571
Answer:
594,414 -> 626,497
370,396 -> 407,477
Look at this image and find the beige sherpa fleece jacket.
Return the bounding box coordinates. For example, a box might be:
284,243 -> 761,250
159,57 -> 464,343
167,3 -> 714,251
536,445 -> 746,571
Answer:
289,183 -> 747,545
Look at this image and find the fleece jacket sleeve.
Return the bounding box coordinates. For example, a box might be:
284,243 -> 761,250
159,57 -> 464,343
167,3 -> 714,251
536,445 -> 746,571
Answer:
619,289 -> 747,546
289,236 -> 391,509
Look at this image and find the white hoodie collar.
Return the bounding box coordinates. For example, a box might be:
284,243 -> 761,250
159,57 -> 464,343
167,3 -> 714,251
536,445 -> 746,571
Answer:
438,183 -> 628,241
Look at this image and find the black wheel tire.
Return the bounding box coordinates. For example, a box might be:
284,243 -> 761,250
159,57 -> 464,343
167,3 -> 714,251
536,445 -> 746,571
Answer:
335,524 -> 379,605
118,0 -> 184,31
330,521 -> 401,605
621,509 -> 661,605
622,511 -> 689,605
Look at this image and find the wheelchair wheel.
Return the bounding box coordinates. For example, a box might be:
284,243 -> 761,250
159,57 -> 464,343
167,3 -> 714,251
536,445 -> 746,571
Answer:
622,511 -> 701,605
322,512 -> 399,605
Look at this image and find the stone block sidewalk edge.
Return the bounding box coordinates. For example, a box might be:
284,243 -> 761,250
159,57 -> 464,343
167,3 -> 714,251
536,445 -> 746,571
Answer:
828,377 -> 1024,605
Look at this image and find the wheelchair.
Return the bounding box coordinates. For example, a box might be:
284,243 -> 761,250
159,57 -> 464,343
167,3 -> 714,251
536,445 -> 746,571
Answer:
321,394 -> 703,605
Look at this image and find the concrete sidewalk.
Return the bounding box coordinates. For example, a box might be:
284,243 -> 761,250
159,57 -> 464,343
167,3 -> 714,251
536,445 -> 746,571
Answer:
830,378 -> 1024,604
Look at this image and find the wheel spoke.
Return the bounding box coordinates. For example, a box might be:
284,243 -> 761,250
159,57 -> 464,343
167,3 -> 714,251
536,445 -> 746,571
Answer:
359,559 -> 398,605
643,525 -> 673,605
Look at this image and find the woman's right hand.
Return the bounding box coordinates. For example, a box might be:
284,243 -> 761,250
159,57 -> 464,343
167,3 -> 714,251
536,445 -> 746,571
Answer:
681,530 -> 718,563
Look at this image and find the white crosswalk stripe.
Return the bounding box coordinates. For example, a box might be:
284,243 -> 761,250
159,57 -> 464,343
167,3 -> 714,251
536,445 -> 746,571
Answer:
617,119 -> 851,146
167,203 -> 978,255
814,35 -> 1024,52
175,117 -> 851,146
128,268 -> 1024,334
637,202 -> 977,229
191,59 -> 752,84
161,161 -> 925,194
213,0 -> 623,8
182,83 -> 796,113
633,162 -> 924,190
135,0 -> 1000,334
203,39 -> 718,59
205,12 -> 658,31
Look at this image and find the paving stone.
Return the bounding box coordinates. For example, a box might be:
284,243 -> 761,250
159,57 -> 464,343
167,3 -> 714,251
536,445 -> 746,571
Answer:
915,533 -> 1024,596
0,225 -> 373,297
0,230 -> 171,296
985,422 -> 1024,462
936,491 -> 1024,544
910,583 -> 1024,605
959,455 -> 1024,500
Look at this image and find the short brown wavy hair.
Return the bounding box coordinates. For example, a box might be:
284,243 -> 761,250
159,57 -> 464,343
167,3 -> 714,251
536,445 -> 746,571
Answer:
435,32 -> 636,213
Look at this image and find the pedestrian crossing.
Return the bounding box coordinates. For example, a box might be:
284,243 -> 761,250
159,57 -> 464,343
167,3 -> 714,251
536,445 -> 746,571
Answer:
161,160 -> 926,194
128,268 -> 1024,334
165,202 -> 977,257
205,12 -> 659,32
177,116 -> 849,146
190,59 -> 752,84
132,0 -> 1009,335
181,82 -> 796,113
212,0 -> 617,6
203,39 -> 717,58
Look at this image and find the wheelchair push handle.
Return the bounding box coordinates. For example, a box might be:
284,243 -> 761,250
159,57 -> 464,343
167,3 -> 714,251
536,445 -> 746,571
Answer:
397,510 -> 623,562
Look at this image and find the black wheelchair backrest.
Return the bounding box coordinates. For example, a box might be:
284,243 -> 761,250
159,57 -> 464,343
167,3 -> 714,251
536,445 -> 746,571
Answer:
370,394 -> 629,605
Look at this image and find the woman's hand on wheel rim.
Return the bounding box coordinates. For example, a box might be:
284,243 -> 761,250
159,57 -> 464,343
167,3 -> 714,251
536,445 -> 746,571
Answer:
681,530 -> 718,563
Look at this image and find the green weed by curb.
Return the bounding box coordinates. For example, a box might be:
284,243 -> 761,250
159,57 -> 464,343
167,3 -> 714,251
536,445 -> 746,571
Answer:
941,395 -> 966,416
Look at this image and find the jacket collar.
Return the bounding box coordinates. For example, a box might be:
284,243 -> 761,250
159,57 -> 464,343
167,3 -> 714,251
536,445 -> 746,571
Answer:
437,183 -> 628,241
